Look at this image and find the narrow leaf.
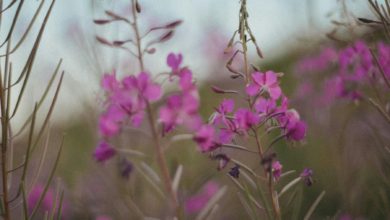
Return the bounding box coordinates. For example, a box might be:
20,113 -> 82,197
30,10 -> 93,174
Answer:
303,191 -> 326,220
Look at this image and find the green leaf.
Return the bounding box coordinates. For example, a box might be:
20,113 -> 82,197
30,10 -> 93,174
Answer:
278,177 -> 301,199
303,191 -> 326,220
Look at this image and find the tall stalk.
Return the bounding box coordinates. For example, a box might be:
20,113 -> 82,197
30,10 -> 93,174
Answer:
129,0 -> 179,216
236,0 -> 281,218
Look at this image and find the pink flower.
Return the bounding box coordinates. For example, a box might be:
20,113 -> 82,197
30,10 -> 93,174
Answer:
193,125 -> 218,152
254,97 -> 276,115
101,71 -> 161,131
185,181 -> 219,214
122,72 -> 162,102
178,68 -> 196,92
211,99 -> 235,127
101,71 -> 119,92
339,41 -> 372,81
234,108 -> 260,132
93,141 -> 116,162
246,71 -> 282,100
159,93 -> 201,133
296,47 -> 337,74
167,53 -> 183,72
272,161 -> 282,182
28,184 -> 67,217
98,105 -> 125,137
378,42 -> 390,78
278,109 -> 307,141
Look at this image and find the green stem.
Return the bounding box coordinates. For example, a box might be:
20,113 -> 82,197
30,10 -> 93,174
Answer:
238,0 -> 281,219
130,0 -> 180,217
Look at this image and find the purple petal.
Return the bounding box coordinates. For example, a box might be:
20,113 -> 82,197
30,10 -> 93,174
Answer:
94,141 -> 116,162
246,83 -> 260,96
264,71 -> 278,85
269,86 -> 282,100
144,84 -> 162,101
167,53 -> 183,70
220,99 -> 234,113
251,72 -> 264,85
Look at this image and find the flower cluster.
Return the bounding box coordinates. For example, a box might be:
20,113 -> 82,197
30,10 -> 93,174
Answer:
194,71 -> 306,153
295,40 -> 390,105
159,53 -> 202,133
93,53 -> 201,162
94,70 -> 162,162
191,70 -> 307,180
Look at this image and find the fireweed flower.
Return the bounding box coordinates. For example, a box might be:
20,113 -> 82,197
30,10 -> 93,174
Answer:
278,109 -> 307,141
254,97 -> 277,115
377,42 -> 390,78
296,47 -> 337,74
300,168 -> 314,186
193,124 -> 217,152
339,40 -> 373,81
167,52 -> 183,73
185,181 -> 219,214
234,108 -> 260,132
159,53 -> 202,133
93,141 -> 116,162
272,160 -> 282,182
98,105 -> 125,137
246,71 -> 282,100
102,71 -> 120,92
159,93 -> 201,133
211,98 -> 235,127
122,72 -> 162,102
28,184 -> 66,217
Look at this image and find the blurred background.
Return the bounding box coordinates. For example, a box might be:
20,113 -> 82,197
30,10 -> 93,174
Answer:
3,0 -> 390,219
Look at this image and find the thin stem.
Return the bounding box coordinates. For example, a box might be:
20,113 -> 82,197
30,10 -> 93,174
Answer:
131,0 -> 144,71
145,102 -> 178,208
0,43 -> 10,220
268,171 -> 281,220
130,0 -> 179,217
237,1 -> 281,219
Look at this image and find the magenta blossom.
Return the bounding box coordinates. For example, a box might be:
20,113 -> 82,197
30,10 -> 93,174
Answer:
193,125 -> 218,152
167,53 -> 183,73
254,97 -> 277,115
122,72 -> 162,102
246,71 -> 282,100
278,109 -> 307,141
211,98 -> 235,127
234,108 -> 260,132
378,42 -> 390,78
178,68 -> 196,92
28,184 -> 67,217
159,93 -> 201,133
296,47 -> 337,74
100,71 -> 161,131
185,181 -> 219,214
339,40 -> 373,81
101,71 -> 119,92
272,161 -> 282,182
93,141 -> 116,162
98,105 -> 125,137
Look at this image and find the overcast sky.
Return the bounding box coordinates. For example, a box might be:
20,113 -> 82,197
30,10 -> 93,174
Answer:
0,0 -> 371,123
